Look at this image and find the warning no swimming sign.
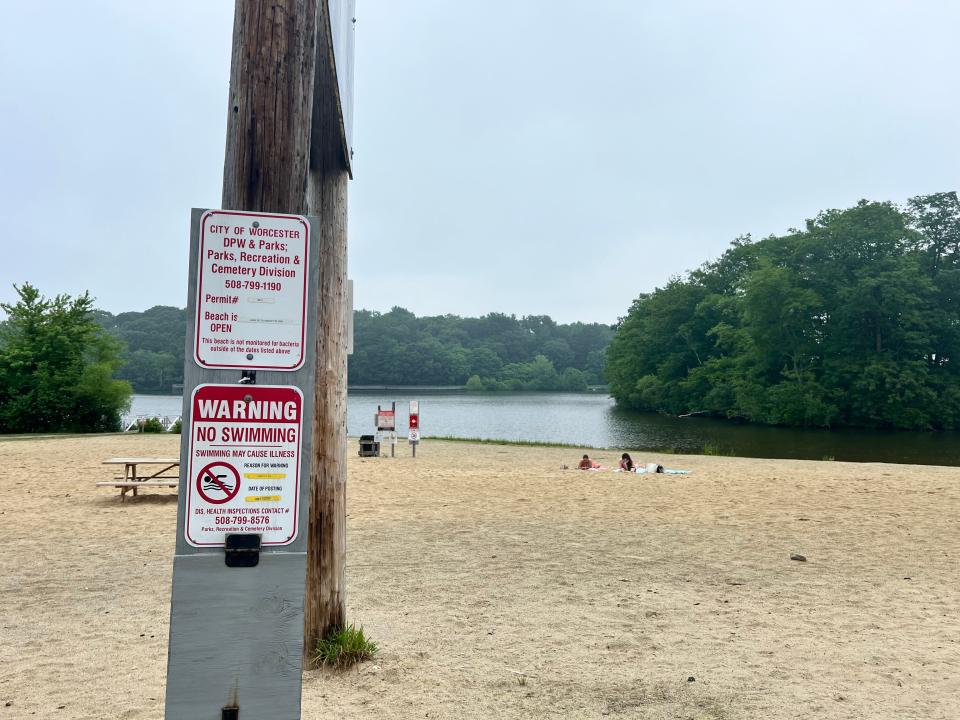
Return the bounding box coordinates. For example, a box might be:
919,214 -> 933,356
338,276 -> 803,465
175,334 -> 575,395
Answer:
185,384 -> 303,547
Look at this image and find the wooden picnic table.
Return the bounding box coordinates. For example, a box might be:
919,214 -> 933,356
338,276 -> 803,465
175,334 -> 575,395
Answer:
97,457 -> 180,500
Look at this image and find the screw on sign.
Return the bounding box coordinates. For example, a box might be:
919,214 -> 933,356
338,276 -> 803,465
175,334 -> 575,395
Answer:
196,462 -> 241,504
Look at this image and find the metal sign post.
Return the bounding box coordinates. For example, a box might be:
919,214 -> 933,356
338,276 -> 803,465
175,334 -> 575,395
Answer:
408,400 -> 420,457
376,402 -> 396,457
164,209 -> 320,719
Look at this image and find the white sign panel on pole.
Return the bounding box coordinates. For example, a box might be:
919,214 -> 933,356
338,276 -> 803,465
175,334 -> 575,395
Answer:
375,410 -> 396,431
194,210 -> 309,370
185,384 -> 303,547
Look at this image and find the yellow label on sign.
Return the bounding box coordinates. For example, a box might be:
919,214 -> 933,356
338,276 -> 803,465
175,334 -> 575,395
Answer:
245,495 -> 282,503
244,473 -> 286,479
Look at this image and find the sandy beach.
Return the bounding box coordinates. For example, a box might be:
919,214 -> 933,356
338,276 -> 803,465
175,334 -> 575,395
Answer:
0,434 -> 957,719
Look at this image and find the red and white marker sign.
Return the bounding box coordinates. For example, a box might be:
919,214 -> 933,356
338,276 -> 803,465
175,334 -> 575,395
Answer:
375,409 -> 395,431
408,400 -> 420,442
185,384 -> 303,547
195,210 -> 309,370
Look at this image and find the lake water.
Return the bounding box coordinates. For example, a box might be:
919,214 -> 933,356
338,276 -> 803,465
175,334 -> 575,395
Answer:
129,391 -> 960,466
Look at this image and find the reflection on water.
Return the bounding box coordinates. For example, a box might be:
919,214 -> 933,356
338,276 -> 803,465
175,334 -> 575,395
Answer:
130,391 -> 960,466
605,406 -> 960,466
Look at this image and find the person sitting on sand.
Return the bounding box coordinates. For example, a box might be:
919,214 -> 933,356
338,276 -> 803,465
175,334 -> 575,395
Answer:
619,453 -> 635,472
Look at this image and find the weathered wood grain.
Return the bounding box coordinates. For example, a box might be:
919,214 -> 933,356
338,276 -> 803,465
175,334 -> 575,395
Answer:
219,0 -> 350,653
222,0 -> 317,214
304,0 -> 350,654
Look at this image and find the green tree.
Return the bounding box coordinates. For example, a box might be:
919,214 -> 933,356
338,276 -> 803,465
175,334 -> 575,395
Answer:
606,195 -> 960,429
559,367 -> 588,391
467,345 -> 503,378
605,280 -> 710,411
0,284 -> 131,432
907,191 -> 960,276
99,305 -> 187,392
116,349 -> 178,394
541,338 -> 574,370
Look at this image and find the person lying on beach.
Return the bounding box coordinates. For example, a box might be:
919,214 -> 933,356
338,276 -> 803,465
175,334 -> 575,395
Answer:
634,463 -> 689,474
575,454 -> 606,470
614,456 -> 691,474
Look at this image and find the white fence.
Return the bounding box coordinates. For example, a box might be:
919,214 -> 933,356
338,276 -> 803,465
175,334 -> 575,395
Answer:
122,415 -> 182,432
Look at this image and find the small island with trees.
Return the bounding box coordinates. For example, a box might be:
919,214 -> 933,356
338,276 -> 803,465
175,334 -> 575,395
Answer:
606,192 -> 960,430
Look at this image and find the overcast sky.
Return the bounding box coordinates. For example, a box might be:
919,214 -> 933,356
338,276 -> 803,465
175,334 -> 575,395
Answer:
2,1 -> 958,324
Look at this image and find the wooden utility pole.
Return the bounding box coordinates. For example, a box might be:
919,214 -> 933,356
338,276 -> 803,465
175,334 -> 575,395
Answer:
222,0 -> 350,654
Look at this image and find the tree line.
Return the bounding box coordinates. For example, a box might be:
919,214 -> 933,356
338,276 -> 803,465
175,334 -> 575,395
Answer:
350,308 -> 611,391
605,192 -> 960,430
90,305 -> 612,394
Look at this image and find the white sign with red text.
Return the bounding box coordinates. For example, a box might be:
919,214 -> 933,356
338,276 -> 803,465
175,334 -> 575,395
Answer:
195,210 -> 309,370
375,409 -> 395,431
185,384 -> 303,547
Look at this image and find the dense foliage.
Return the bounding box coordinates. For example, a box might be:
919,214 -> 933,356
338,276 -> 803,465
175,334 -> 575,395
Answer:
93,305 -> 612,393
96,305 -> 186,394
0,284 -> 132,432
606,193 -> 960,430
349,308 -> 612,390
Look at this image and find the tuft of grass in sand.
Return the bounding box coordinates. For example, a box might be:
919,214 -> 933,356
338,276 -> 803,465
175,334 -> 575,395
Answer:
701,442 -> 735,456
313,624 -> 378,670
139,417 -> 165,433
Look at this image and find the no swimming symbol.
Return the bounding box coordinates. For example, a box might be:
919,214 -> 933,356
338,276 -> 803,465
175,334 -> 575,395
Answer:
196,461 -> 241,504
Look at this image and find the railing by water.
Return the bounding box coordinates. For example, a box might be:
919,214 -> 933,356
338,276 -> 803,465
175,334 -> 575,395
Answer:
122,414 -> 182,432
